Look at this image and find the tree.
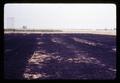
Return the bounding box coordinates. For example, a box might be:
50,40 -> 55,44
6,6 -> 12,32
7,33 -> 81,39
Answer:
23,26 -> 27,29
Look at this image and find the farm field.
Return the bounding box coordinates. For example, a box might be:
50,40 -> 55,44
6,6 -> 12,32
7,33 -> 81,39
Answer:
4,33 -> 116,80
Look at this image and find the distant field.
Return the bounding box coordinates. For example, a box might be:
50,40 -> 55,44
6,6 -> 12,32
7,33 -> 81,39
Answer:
4,33 -> 116,79
4,29 -> 116,35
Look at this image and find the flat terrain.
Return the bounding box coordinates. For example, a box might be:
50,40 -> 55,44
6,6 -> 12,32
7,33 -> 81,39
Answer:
4,29 -> 116,35
4,33 -> 116,80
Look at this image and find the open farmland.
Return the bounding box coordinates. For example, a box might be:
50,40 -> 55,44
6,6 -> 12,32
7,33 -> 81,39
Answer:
4,33 -> 116,80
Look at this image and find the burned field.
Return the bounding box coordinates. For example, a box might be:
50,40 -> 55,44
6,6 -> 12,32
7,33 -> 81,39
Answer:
4,33 -> 116,80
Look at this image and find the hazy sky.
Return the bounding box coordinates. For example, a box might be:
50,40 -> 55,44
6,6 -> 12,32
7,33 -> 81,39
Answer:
4,4 -> 116,30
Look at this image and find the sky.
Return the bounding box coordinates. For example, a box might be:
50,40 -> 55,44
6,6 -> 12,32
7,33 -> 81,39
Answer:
4,3 -> 116,30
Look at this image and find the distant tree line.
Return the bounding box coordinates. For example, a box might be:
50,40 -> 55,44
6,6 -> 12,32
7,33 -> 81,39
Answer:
4,29 -> 63,32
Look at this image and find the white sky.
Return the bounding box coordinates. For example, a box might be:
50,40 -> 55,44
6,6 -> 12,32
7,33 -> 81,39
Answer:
4,3 -> 116,30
